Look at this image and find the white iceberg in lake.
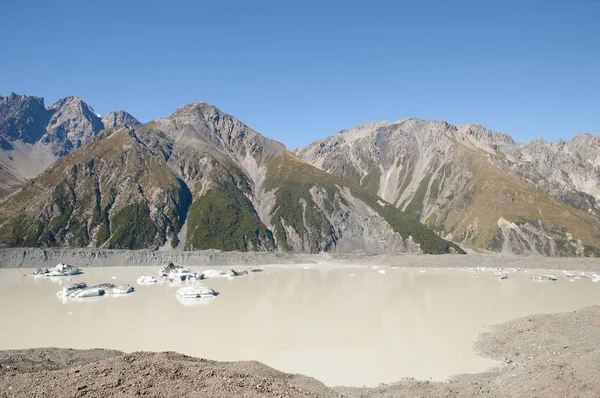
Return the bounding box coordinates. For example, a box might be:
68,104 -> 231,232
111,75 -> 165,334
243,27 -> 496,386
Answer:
98,283 -> 134,294
202,269 -> 249,279
203,269 -> 230,279
158,262 -> 203,281
531,274 -> 558,282
592,275 -> 600,282
562,271 -> 588,279
57,282 -> 134,299
34,263 -> 82,277
176,286 -> 219,299
137,275 -> 161,284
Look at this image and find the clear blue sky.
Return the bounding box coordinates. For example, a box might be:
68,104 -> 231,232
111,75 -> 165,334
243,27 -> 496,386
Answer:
1,0 -> 598,148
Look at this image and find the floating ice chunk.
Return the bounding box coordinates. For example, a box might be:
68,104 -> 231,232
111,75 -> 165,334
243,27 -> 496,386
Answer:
99,284 -> 134,294
592,275 -> 600,282
203,269 -> 229,279
531,275 -> 558,282
59,282 -> 87,296
377,270 -> 386,275
176,286 -> 219,299
58,282 -> 133,299
35,263 -> 82,277
228,269 -> 249,277
563,272 -> 588,279
137,275 -> 160,284
203,269 -> 248,279
159,262 -> 192,277
71,287 -> 104,298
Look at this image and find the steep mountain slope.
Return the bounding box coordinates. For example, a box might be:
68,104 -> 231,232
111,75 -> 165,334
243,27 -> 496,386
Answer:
0,126 -> 189,249
518,135 -> 600,209
0,102 -> 461,254
296,120 -> 600,256
0,93 -> 140,197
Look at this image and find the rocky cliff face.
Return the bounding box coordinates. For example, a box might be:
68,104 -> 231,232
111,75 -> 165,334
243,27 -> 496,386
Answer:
101,110 -> 140,129
296,120 -> 600,256
0,102 -> 460,254
0,93 -> 50,143
0,93 -> 141,197
40,96 -> 105,156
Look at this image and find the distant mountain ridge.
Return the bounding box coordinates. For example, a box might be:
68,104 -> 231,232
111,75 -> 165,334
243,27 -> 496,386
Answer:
296,119 -> 600,256
0,93 -> 140,196
0,96 -> 461,255
1,92 -> 598,256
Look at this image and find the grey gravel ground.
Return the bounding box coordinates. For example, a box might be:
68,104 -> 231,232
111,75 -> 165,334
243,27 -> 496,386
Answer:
1,248 -> 600,272
1,306 -> 599,397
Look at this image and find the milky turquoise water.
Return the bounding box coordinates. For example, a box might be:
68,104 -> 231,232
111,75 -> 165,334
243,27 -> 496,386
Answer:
1,265 -> 599,386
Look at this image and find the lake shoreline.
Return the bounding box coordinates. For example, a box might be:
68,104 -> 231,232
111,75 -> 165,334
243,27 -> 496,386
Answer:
1,305 -> 599,397
1,248 -> 600,271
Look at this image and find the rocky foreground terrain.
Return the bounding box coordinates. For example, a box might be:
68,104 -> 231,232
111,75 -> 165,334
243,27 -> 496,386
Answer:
1,306 -> 599,397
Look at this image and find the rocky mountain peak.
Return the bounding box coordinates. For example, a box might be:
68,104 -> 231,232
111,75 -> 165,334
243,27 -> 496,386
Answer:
101,110 -> 141,129
41,96 -> 104,156
166,101 -> 211,121
0,93 -> 50,143
457,123 -> 515,149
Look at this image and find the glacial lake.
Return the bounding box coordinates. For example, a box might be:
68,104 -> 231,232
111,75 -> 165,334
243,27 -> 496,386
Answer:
1,265 -> 600,387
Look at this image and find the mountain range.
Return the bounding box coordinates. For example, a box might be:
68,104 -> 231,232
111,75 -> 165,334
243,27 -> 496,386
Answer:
0,93 -> 598,256
296,120 -> 600,256
0,93 -> 460,255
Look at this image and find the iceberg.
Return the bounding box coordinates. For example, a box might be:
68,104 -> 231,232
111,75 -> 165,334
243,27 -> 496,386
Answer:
34,263 -> 82,277
157,262 -> 204,281
137,275 -> 161,284
60,282 -> 87,296
159,262 -> 191,276
203,269 -> 249,279
176,286 -> 219,299
57,282 -> 134,299
531,274 -> 558,282
203,269 -> 229,279
98,283 -> 134,294
563,271 -> 588,279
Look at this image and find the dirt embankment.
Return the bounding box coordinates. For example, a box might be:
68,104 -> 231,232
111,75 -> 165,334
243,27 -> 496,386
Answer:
1,306 -> 599,398
1,248 -> 600,271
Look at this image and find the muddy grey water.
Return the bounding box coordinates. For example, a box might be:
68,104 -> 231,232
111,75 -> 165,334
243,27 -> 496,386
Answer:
1,265 -> 600,387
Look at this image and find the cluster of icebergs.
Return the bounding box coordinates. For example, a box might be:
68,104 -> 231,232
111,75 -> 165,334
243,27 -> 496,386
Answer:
137,263 -> 256,285
456,266 -> 600,283
57,282 -> 134,299
30,263 -> 135,300
136,262 -> 260,304
531,272 -> 600,282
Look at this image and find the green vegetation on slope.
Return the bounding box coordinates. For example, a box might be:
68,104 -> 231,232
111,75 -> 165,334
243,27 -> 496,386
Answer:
355,190 -> 465,254
106,202 -> 157,249
269,180 -> 338,251
266,151 -> 463,254
185,181 -> 274,251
